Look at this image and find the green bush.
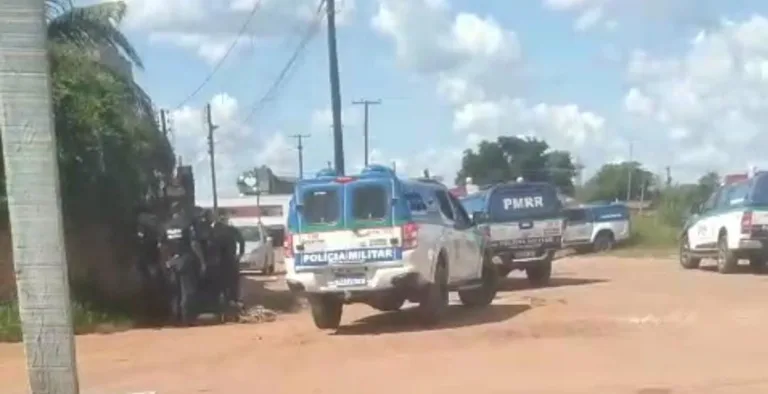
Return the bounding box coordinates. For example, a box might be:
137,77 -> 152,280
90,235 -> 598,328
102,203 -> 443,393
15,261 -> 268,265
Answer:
624,213 -> 679,249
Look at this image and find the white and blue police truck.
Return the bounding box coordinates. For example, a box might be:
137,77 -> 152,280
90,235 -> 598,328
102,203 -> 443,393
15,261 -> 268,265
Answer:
284,165 -> 496,330
562,203 -> 630,253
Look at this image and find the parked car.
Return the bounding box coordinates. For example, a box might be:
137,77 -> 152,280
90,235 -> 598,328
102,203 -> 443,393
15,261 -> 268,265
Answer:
232,220 -> 275,275
284,165 -> 497,330
680,171 -> 768,273
562,203 -> 630,253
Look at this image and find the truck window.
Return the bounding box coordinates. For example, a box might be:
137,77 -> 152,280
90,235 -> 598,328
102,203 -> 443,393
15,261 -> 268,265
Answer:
237,226 -> 262,242
434,190 -> 455,221
565,209 -> 587,222
352,184 -> 388,221
302,188 -> 340,224
751,175 -> 768,205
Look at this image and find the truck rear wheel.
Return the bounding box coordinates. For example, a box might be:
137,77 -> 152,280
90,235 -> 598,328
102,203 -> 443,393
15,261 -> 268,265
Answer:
717,234 -> 738,274
308,294 -> 343,329
417,261 -> 448,325
458,255 -> 498,307
525,255 -> 552,287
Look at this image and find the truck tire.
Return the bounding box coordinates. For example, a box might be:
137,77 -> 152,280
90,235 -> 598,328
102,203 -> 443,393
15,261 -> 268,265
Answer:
458,254 -> 498,307
717,233 -> 738,274
418,260 -> 449,325
592,231 -> 615,253
308,294 -> 343,329
679,234 -> 701,269
525,254 -> 553,287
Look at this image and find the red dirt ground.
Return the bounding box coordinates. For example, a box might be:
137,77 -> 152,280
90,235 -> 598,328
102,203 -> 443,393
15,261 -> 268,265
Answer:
3,255 -> 768,394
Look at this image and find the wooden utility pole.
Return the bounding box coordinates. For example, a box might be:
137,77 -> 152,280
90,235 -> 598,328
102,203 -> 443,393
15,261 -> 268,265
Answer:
352,99 -> 381,166
159,109 -> 168,137
625,140 -> 633,202
326,0 -> 345,175
290,134 -> 311,179
205,103 -> 219,212
0,0 -> 80,392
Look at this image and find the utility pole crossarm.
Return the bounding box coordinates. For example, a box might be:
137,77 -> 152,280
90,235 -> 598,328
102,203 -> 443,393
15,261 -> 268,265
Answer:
351,98 -> 381,167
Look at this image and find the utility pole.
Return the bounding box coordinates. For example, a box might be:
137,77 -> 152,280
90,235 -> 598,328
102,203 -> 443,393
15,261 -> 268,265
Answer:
205,103 -> 219,212
626,141 -> 633,202
0,0 -> 79,392
352,99 -> 381,166
326,0 -> 345,175
290,134 -> 311,179
665,166 -> 672,187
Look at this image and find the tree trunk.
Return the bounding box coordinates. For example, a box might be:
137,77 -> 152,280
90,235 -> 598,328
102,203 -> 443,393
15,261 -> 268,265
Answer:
0,0 -> 80,393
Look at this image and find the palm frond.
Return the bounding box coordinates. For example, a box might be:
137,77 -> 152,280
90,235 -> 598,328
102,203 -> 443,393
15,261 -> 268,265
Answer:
47,1 -> 144,69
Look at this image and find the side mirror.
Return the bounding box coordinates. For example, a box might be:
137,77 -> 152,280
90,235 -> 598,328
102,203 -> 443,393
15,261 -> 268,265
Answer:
472,211 -> 486,224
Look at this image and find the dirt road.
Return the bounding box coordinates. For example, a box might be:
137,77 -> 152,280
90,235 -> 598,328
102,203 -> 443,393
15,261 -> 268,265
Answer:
3,255 -> 768,394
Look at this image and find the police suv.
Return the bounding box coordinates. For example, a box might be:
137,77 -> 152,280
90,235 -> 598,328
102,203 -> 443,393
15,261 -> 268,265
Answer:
461,182 -> 564,285
562,203 -> 630,253
284,165 -> 497,330
680,171 -> 768,273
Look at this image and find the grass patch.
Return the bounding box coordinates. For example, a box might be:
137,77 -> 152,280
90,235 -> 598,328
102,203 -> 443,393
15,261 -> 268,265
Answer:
0,295 -> 134,343
608,213 -> 678,258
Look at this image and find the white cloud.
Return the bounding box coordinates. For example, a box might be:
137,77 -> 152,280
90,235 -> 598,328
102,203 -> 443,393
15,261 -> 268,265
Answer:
622,14 -> 768,178
124,0 -> 356,62
170,92 -> 297,200
541,0 -> 719,33
372,0 -> 608,181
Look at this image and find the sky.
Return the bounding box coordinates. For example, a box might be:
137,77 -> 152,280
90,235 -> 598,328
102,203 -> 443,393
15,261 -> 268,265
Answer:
92,0 -> 768,199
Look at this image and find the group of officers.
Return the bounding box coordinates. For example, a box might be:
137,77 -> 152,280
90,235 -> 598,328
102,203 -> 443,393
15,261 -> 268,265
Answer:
137,200 -> 247,324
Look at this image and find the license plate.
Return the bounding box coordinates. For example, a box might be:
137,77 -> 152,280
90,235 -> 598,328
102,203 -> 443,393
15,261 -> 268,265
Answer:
329,275 -> 367,288
514,250 -> 537,259
303,240 -> 326,253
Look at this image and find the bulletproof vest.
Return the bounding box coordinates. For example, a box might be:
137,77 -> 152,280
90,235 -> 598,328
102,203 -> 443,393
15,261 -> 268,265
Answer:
162,213 -> 194,256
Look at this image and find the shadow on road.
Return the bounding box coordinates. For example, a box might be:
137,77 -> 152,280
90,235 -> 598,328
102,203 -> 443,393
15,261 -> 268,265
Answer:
333,303 -> 531,336
497,277 -> 607,292
699,264 -> 767,275
240,276 -> 304,313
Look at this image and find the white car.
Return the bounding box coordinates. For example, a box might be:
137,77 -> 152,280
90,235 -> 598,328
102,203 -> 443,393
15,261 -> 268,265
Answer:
562,203 -> 630,253
283,166 -> 497,330
680,172 -> 768,273
232,220 -> 275,275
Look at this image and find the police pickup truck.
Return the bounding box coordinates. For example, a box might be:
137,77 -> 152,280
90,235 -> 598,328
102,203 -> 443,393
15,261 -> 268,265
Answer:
461,182 -> 564,286
283,165 -> 497,330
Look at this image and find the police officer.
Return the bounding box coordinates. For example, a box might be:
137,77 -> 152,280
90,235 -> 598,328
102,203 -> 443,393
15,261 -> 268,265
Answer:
162,202 -> 209,325
136,208 -> 165,321
213,211 -> 245,306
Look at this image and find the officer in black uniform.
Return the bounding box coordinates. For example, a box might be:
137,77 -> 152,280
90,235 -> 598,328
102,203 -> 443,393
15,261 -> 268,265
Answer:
213,211 -> 245,306
136,208 -> 165,320
162,201 -> 209,325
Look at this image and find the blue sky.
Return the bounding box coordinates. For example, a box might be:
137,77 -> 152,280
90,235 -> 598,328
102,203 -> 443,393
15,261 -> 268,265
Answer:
92,0 -> 768,198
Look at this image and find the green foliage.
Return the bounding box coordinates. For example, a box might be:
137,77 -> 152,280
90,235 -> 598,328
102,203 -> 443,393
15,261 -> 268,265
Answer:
582,162 -> 655,202
655,172 -> 720,228
0,297 -> 133,343
456,136 -> 577,195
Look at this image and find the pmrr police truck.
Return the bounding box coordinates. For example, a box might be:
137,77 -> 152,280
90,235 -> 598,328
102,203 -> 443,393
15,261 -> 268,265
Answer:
461,181 -> 565,286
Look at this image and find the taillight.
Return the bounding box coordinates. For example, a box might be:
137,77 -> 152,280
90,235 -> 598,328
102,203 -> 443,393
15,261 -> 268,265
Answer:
401,222 -> 419,249
741,211 -> 753,234
284,232 -> 294,258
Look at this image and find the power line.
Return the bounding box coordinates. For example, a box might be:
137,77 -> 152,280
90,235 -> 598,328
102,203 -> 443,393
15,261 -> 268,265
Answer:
173,0 -> 263,110
241,0 -> 326,123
